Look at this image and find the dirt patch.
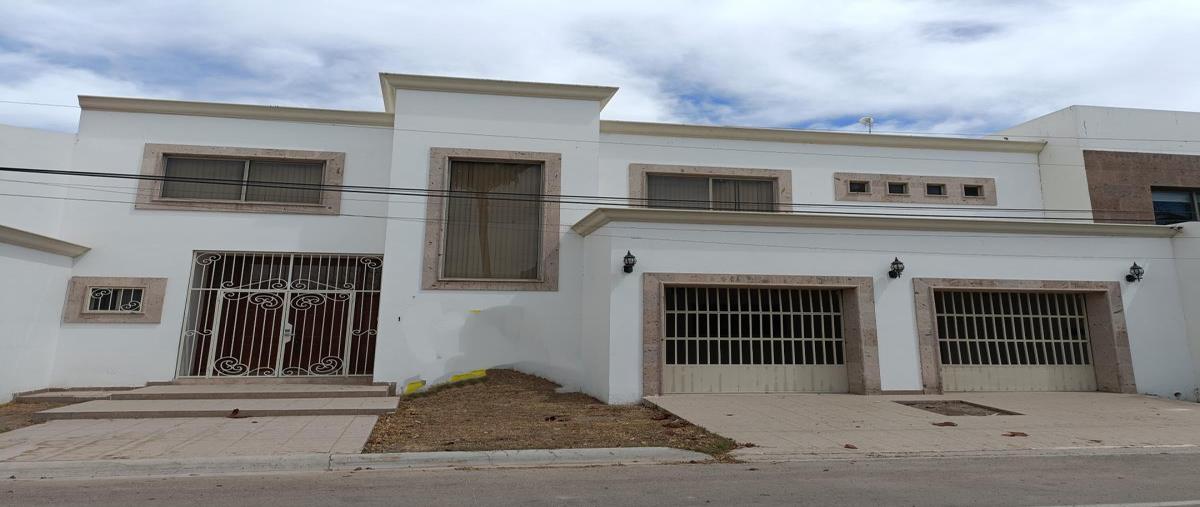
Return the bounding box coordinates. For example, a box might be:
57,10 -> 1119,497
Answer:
0,401 -> 66,433
896,400 -> 1020,416
365,369 -> 736,457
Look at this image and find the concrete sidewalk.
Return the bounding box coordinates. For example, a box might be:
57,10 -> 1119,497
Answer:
646,392 -> 1200,461
0,416 -> 377,461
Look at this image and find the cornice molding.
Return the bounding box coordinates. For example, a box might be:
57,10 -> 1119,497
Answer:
0,225 -> 90,257
571,207 -> 1177,238
600,120 -> 1046,153
78,96 -> 395,127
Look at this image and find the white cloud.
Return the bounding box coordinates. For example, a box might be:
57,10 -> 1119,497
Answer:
0,0 -> 1198,134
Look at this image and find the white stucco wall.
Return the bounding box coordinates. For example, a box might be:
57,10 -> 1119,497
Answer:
0,123 -> 75,238
1170,222 -> 1200,400
588,221 -> 1194,404
0,244 -> 71,401
44,111 -> 393,388
371,89 -> 603,393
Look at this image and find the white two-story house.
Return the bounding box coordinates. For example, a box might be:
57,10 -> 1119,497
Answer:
2,73 -> 1198,404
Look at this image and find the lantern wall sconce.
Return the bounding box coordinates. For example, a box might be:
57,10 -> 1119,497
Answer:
888,257 -> 905,279
623,251 -> 637,273
1126,262 -> 1144,283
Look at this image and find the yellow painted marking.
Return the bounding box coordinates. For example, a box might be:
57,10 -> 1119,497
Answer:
449,369 -> 487,383
403,380 -> 426,395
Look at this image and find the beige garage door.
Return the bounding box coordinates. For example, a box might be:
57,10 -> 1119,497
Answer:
935,290 -> 1096,392
662,285 -> 848,393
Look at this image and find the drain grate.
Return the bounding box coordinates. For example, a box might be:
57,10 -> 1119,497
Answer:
895,400 -> 1020,416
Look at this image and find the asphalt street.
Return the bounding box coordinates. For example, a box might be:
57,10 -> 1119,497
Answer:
7,453 -> 1200,506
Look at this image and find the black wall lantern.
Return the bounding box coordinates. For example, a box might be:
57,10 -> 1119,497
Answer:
888,257 -> 905,279
623,251 -> 637,273
1126,262 -> 1144,283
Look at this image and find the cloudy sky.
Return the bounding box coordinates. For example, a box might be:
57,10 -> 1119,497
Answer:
1,0 -> 1198,135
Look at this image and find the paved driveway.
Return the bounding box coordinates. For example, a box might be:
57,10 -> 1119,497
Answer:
646,392 -> 1200,461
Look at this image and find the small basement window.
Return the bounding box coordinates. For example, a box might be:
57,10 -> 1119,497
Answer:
848,181 -> 870,194
887,182 -> 909,195
85,287 -> 145,313
963,184 -> 985,198
926,183 -> 947,196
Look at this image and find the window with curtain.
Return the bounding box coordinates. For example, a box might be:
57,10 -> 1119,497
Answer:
442,160 -> 544,280
645,175 -> 776,211
160,157 -> 325,204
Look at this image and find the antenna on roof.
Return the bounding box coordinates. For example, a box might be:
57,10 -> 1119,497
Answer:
858,116 -> 875,134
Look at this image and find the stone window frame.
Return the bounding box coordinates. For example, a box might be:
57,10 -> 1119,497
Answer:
911,278 -> 1136,394
135,144 -> 345,215
641,273 -> 881,396
834,172 -> 997,205
628,164 -> 793,212
421,147 -> 561,291
63,276 -> 167,324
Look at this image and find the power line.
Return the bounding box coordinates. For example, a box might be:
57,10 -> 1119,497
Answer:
8,176 -> 1174,242
0,189 -> 1183,261
4,97 -> 1200,144
0,166 -> 1157,222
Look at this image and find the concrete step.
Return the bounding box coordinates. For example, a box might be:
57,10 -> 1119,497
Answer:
110,384 -> 392,400
14,389 -> 129,404
33,397 -> 399,420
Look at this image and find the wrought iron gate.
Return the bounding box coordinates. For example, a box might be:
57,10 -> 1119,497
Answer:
176,252 -> 382,377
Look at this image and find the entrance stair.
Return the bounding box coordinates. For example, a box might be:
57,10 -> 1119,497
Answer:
18,383 -> 399,421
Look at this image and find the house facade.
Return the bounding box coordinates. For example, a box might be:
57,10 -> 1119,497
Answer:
2,74 -> 1198,404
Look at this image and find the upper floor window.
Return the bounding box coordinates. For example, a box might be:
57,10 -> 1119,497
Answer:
646,175 -> 777,212
136,144 -> 345,215
422,148 -> 561,291
161,157 -> 324,204
1152,189 -> 1198,224
443,160 -> 544,280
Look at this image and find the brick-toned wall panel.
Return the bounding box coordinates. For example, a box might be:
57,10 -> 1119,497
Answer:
1084,150 -> 1200,223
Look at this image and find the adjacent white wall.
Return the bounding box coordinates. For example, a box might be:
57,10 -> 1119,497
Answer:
0,244 -> 71,401
0,123 -> 75,238
1171,222 -> 1200,400
588,221 -> 1194,403
45,111 -> 393,388
996,105 -> 1200,220
0,124 -> 78,401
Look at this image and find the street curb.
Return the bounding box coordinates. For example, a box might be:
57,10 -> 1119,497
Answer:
1,447 -> 710,480
330,447 -> 708,471
0,453 -> 332,480
732,444 -> 1200,463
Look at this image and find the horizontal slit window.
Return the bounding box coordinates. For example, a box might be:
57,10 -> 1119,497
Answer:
161,156 -> 325,204
646,175 -> 777,211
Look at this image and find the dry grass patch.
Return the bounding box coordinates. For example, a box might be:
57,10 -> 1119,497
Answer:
365,369 -> 736,457
0,401 -> 66,434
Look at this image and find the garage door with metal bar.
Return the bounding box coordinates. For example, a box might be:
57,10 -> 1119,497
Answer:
934,290 -> 1096,392
662,285 -> 848,393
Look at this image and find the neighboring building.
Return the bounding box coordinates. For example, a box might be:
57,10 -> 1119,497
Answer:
1,74 -> 1197,404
